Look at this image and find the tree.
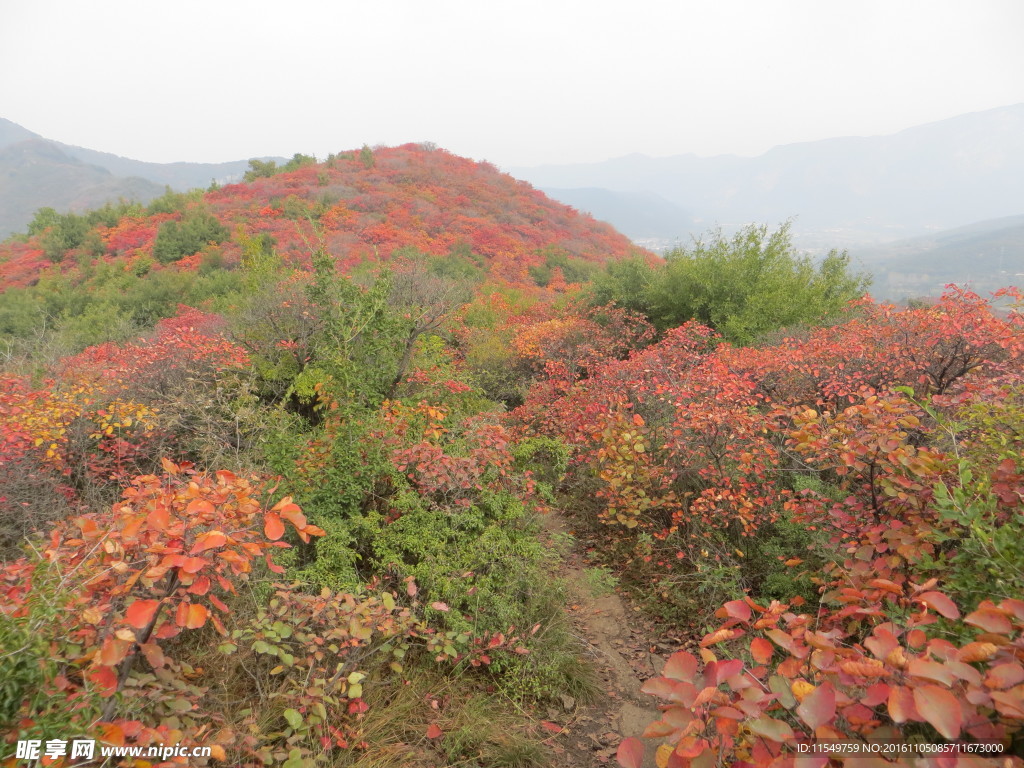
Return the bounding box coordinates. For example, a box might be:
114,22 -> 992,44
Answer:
591,223 -> 870,346
653,223 -> 869,344
243,158 -> 278,181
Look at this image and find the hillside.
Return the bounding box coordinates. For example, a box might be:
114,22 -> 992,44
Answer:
516,103 -> 1024,247
852,213 -> 1024,299
0,143 -> 638,291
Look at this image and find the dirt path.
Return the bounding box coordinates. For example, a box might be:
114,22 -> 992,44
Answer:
537,511 -> 667,768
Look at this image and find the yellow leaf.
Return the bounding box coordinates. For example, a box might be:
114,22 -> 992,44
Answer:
791,680 -> 815,702
656,743 -> 674,768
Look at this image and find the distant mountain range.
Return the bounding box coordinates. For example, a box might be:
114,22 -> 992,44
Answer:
0,118 -> 279,238
515,103 -> 1024,249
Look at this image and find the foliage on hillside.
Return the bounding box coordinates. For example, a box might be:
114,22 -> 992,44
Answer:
1,144 -> 1021,767
0,143 -> 634,293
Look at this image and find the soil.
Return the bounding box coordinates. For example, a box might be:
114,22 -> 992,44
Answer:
536,511 -> 674,768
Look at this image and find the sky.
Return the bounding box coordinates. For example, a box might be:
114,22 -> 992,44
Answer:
1,0 -> 1023,170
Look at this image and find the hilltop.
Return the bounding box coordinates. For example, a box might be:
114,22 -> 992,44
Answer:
0,143 -> 637,292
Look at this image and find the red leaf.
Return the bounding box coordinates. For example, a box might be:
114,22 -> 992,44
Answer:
264,512 -> 285,541
540,720 -> 563,734
796,682 -> 836,730
425,723 -> 443,739
616,737 -> 644,768
918,591 -> 960,620
88,664 -> 118,695
124,599 -> 161,629
718,599 -> 752,622
913,685 -> 962,739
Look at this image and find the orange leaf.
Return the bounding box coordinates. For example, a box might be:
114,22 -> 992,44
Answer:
191,530 -> 227,553
99,636 -> 130,666
425,723 -> 443,739
124,599 -> 161,629
181,556 -> 207,574
147,505 -> 171,532
186,499 -> 215,516
185,603 -> 208,629
160,457 -> 179,475
264,512 -> 285,541
964,608 -> 1012,634
750,637 -> 774,665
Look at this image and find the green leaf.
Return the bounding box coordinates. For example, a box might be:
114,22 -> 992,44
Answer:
283,708 -> 303,730
747,715 -> 794,742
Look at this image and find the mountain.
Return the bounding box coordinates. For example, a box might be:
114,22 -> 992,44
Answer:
538,187 -> 696,245
851,213 -> 1024,300
0,144 -> 638,291
0,117 -> 280,238
0,138 -> 166,239
48,143 -> 259,191
513,104 -> 1024,247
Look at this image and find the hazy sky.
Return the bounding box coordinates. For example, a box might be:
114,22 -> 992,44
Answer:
2,0 -> 1022,169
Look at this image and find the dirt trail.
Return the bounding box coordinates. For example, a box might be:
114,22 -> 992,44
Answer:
538,511 -> 667,768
